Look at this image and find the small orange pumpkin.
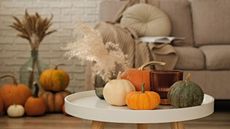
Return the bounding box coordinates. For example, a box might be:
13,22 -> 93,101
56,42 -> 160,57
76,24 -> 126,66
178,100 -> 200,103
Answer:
0,75 -> 32,109
25,82 -> 46,116
121,61 -> 165,91
39,90 -> 71,113
126,84 -> 161,110
39,64 -> 70,92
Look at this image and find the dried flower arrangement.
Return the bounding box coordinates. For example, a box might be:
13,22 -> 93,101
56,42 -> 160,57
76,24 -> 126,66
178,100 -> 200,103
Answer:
10,10 -> 56,88
65,22 -> 128,82
10,10 -> 56,50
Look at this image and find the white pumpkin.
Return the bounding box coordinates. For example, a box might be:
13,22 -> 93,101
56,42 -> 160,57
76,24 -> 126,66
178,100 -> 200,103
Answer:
103,79 -> 135,106
7,105 -> 25,117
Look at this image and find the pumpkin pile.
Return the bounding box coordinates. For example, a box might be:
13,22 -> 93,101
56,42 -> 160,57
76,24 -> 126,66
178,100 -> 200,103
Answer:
102,72 -> 161,110
0,64 -> 71,118
100,61 -> 204,110
0,75 -> 32,117
101,61 -> 165,110
39,64 -> 71,113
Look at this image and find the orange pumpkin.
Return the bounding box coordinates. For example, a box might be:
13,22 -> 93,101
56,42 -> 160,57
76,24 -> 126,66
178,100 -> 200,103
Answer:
39,90 -> 71,113
121,61 -> 165,91
25,82 -> 46,116
0,75 -> 32,109
0,95 -> 4,116
126,84 -> 161,110
39,64 -> 70,92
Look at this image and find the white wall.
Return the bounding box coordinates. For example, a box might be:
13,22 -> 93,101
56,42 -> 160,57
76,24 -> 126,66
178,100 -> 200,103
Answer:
0,0 -> 102,92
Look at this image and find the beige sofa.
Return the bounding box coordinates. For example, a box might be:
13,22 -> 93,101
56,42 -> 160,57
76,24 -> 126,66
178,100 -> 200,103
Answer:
98,0 -> 230,100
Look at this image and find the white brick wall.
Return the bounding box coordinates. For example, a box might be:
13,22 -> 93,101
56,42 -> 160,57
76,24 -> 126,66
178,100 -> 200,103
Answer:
0,0 -> 102,92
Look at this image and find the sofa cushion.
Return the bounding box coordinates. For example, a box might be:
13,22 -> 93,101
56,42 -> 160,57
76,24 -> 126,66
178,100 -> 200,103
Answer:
200,45 -> 230,70
174,47 -> 205,70
99,0 -> 128,22
159,0 -> 194,46
191,0 -> 230,46
120,3 -> 171,37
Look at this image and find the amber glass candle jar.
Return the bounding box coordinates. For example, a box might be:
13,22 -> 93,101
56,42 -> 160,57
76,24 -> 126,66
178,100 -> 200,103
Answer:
150,70 -> 183,105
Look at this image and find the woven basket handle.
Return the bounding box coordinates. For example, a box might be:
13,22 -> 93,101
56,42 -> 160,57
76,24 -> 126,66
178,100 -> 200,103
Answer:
138,61 -> 166,70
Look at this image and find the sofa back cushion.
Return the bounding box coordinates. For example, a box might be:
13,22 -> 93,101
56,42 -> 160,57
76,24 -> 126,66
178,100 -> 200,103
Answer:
191,0 -> 230,46
99,0 -> 194,46
158,0 -> 194,46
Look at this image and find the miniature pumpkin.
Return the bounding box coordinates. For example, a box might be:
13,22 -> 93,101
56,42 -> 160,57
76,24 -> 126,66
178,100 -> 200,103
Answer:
126,84 -> 160,110
25,82 -> 46,116
7,105 -> 24,117
39,64 -> 70,92
0,95 -> 4,116
121,61 -> 165,91
0,75 -> 32,109
39,90 -> 71,113
167,73 -> 204,108
103,73 -> 135,106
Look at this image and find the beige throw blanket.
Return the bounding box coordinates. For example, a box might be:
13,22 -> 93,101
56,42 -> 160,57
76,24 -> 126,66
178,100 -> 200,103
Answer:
95,22 -> 178,70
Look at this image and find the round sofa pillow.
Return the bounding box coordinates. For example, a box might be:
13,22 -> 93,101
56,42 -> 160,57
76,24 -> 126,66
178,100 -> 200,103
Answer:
120,3 -> 171,37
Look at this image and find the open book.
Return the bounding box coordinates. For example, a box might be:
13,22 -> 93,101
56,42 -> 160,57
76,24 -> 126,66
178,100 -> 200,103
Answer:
139,36 -> 185,44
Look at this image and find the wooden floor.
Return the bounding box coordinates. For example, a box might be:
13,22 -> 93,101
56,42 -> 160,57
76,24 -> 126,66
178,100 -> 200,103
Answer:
0,111 -> 229,129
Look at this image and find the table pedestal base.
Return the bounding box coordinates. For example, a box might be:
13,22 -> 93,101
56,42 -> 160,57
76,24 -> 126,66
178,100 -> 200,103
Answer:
171,122 -> 185,129
91,121 -> 184,129
91,121 -> 104,129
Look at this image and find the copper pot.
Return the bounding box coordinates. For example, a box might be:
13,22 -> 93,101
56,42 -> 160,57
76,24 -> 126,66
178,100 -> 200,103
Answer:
150,70 -> 183,105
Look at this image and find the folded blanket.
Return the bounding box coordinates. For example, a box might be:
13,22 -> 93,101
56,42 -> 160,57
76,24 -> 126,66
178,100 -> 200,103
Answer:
95,22 -> 135,68
95,22 -> 178,70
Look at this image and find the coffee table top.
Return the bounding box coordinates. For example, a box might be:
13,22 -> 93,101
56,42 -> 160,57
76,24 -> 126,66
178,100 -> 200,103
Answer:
64,90 -> 214,124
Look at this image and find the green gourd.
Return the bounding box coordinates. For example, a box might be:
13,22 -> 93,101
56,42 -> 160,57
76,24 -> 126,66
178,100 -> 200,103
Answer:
167,73 -> 204,108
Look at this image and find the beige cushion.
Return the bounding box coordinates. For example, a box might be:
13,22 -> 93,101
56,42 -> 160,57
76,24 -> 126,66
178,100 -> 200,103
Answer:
191,0 -> 230,46
159,0 -> 194,46
200,45 -> 230,70
174,47 -> 205,70
120,3 -> 171,37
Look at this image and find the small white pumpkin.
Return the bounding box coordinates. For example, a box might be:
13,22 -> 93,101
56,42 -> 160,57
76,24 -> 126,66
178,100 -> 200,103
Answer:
7,105 -> 25,117
103,76 -> 135,106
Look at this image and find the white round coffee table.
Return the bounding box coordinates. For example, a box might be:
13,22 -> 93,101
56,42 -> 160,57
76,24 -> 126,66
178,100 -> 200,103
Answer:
65,90 -> 214,129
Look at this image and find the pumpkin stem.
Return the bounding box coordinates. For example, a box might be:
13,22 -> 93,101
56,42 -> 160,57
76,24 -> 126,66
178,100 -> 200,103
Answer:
117,71 -> 122,79
54,64 -> 65,70
33,81 -> 39,97
138,61 -> 166,70
141,83 -> 145,93
0,75 -> 18,85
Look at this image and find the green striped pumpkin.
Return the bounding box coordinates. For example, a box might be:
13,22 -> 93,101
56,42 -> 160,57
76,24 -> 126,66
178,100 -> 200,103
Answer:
167,74 -> 204,108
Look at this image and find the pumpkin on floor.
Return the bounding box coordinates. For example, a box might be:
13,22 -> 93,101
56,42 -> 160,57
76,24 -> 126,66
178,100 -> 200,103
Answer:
39,90 -> 71,113
103,72 -> 135,106
121,61 -> 165,91
126,84 -> 160,110
167,73 -> 204,108
0,75 -> 32,109
25,82 -> 46,116
7,105 -> 24,118
39,64 -> 70,92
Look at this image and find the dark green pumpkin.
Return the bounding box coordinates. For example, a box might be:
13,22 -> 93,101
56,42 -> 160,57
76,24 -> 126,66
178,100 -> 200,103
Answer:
94,75 -> 106,99
167,74 -> 204,108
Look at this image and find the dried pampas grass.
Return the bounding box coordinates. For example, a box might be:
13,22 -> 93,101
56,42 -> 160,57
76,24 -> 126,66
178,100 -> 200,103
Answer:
65,22 -> 128,81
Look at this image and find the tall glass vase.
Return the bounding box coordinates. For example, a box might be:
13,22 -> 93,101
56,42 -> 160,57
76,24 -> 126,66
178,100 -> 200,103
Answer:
19,49 -> 48,89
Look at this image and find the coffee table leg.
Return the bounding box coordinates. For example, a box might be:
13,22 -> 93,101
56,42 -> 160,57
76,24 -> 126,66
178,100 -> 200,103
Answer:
91,121 -> 104,129
137,124 -> 148,129
171,122 -> 185,129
